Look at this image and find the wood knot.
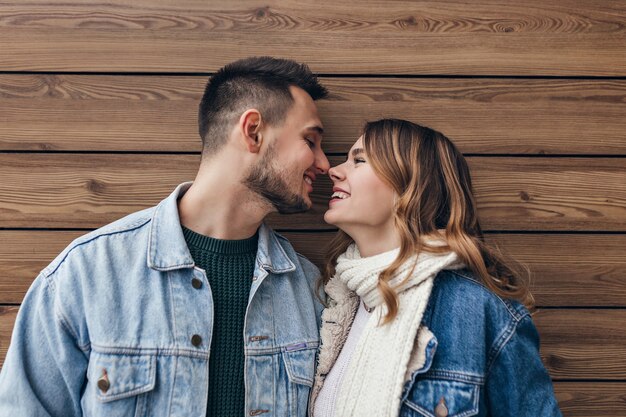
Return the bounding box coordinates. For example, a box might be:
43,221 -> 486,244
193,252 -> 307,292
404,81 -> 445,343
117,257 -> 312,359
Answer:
86,179 -> 106,194
545,354 -> 565,369
255,7 -> 269,18
519,191 -> 531,202
404,16 -> 417,26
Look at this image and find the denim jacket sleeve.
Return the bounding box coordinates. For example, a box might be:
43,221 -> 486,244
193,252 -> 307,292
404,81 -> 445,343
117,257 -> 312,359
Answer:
0,272 -> 88,417
485,313 -> 562,417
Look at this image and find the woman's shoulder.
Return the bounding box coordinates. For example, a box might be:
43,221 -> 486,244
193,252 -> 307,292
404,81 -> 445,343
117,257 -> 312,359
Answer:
426,268 -> 530,328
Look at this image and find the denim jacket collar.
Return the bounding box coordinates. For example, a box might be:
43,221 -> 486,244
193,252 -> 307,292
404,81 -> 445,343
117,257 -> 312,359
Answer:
147,182 -> 295,274
255,223 -> 296,274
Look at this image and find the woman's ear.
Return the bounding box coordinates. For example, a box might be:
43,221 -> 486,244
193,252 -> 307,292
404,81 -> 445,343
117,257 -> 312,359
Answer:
392,192 -> 400,209
239,109 -> 263,153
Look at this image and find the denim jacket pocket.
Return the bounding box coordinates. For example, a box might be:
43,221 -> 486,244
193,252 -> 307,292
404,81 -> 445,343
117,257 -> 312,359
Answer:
402,378 -> 480,417
282,347 -> 315,387
84,351 -> 157,417
281,347 -> 316,416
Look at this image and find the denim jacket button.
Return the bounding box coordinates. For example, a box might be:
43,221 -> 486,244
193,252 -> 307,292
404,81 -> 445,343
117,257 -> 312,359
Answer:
97,369 -> 110,393
191,278 -> 202,289
435,397 -> 448,417
191,334 -> 202,347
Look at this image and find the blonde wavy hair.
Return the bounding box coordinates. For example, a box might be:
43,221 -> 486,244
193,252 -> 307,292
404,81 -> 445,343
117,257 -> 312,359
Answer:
322,119 -> 533,324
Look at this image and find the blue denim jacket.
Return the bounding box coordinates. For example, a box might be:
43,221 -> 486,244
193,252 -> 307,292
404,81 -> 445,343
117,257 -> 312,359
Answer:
0,182 -> 322,417
400,269 -> 562,417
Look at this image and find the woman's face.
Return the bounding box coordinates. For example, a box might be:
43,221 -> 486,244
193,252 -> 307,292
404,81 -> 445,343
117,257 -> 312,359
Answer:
324,136 -> 397,234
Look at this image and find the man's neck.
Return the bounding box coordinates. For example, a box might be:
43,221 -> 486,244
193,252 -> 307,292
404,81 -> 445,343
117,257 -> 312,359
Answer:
178,165 -> 272,240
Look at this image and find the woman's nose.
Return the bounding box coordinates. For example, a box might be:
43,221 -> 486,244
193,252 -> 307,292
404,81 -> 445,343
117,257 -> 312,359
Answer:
328,163 -> 345,181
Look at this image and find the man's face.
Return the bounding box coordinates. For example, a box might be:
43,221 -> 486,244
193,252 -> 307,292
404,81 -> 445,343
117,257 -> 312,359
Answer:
244,86 -> 330,214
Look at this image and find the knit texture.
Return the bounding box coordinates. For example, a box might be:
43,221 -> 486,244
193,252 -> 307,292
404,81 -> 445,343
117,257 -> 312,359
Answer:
182,226 -> 257,417
314,300 -> 372,417
315,243 -> 463,417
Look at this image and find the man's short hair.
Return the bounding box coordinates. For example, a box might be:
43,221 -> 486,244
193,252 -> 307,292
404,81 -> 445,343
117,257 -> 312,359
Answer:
198,56 -> 328,155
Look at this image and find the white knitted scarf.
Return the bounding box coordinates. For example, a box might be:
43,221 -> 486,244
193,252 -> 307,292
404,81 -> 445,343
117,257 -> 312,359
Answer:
328,243 -> 463,417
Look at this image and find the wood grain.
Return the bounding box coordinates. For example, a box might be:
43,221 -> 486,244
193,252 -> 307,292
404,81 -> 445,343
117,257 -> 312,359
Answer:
0,154 -> 624,231
0,1 -> 624,75
0,307 -> 17,369
1,231 -> 624,307
486,234 -> 626,307
470,157 -> 626,231
1,75 -> 625,154
554,382 -> 626,417
535,309 -> 626,380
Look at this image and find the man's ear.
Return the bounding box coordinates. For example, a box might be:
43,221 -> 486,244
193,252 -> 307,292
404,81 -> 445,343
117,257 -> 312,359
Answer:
239,109 -> 263,153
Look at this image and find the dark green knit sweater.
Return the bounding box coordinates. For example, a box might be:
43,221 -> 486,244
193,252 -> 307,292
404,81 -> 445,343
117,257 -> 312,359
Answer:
182,226 -> 258,417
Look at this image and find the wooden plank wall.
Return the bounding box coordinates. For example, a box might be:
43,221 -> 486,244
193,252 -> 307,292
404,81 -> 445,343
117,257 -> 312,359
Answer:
0,1 -> 625,415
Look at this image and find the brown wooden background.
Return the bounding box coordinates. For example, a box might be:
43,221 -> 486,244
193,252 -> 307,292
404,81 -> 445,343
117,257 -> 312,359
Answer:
0,1 -> 625,415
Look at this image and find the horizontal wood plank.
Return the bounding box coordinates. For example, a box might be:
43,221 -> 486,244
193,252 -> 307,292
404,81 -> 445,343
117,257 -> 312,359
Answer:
554,382 -> 626,417
535,309 -> 626,380
469,157 -> 626,231
0,154 -> 624,231
2,307 -> 626,381
0,307 -> 16,368
1,75 -> 625,154
0,1 -> 624,75
1,231 -> 624,307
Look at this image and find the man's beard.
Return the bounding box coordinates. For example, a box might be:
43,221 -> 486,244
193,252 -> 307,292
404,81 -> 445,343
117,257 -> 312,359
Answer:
243,144 -> 311,214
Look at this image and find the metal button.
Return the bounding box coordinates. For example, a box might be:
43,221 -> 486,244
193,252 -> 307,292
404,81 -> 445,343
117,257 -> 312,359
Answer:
97,369 -> 110,393
191,278 -> 202,289
252,275 -> 258,281
435,397 -> 448,417
191,334 -> 202,347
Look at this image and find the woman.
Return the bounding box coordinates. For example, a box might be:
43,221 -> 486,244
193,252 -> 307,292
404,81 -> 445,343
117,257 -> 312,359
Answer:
310,119 -> 561,417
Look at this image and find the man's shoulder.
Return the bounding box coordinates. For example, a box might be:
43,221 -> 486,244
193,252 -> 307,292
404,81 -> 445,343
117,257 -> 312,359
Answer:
42,207 -> 156,278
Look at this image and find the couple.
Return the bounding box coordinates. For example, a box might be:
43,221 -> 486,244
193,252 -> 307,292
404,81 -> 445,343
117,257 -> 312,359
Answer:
0,57 -> 561,416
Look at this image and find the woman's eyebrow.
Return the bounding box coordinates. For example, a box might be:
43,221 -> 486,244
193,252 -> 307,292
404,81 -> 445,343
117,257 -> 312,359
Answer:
351,148 -> 364,157
345,147 -> 364,162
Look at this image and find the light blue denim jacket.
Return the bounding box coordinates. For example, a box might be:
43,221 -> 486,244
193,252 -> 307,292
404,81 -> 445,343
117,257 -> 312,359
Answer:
400,269 -> 562,417
0,182 -> 322,417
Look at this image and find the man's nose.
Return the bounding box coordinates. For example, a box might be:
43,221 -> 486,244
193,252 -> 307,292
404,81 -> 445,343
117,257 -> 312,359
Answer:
314,149 -> 330,175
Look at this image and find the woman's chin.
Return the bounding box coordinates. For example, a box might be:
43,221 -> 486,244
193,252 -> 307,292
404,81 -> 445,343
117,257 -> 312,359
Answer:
323,211 -> 337,226
324,209 -> 348,228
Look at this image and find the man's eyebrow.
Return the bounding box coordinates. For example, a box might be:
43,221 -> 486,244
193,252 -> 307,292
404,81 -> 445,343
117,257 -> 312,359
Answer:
304,125 -> 324,135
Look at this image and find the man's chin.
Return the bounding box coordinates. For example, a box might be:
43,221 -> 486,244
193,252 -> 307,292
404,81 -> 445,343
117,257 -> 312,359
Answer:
275,200 -> 310,215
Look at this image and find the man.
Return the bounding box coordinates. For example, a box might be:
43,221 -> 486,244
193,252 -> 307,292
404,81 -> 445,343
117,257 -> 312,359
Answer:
0,57 -> 330,417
